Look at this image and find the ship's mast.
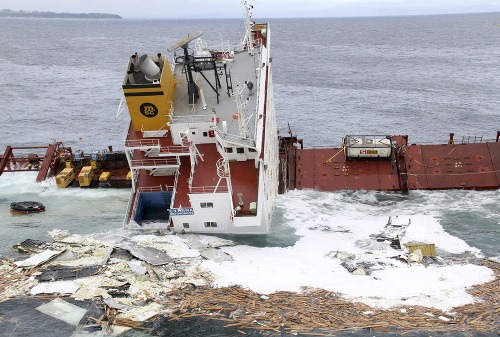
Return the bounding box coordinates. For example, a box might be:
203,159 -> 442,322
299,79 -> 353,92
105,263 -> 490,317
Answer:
242,1 -> 255,56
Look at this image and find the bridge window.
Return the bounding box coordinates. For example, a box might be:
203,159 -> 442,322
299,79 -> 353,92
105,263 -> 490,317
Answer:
203,131 -> 208,137
225,147 -> 233,153
183,223 -> 189,228
200,202 -> 213,208
249,148 -> 257,152
236,148 -> 244,154
204,221 -> 217,227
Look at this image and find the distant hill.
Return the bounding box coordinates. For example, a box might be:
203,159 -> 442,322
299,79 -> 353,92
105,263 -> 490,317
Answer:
0,9 -> 122,19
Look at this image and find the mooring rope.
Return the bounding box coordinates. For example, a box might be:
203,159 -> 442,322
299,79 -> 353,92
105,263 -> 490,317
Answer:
402,145 -> 458,168
323,148 -> 345,164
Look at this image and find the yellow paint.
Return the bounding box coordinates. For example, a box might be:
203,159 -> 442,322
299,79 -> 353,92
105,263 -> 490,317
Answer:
126,171 -> 132,180
123,60 -> 176,132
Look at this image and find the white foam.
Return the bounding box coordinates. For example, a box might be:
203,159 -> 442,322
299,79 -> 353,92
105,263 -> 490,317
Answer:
202,190 -> 495,311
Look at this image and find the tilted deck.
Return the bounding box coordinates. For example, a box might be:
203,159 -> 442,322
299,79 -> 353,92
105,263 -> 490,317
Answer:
281,134 -> 500,192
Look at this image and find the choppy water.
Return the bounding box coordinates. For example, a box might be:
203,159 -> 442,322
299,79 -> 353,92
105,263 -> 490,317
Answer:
0,10 -> 499,337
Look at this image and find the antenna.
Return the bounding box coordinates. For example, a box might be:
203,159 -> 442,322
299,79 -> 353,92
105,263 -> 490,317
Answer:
167,31 -> 204,104
167,31 -> 203,52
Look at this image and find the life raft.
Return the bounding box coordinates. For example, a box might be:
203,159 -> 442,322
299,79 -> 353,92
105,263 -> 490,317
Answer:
10,201 -> 45,214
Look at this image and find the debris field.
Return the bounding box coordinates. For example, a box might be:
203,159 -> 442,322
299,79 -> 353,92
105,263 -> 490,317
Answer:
0,230 -> 498,336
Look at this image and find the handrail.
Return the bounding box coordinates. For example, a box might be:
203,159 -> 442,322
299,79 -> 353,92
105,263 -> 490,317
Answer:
190,185 -> 229,194
170,115 -> 215,123
169,171 -> 179,213
125,139 -> 160,148
137,185 -> 175,193
214,127 -> 256,148
123,188 -> 136,228
130,158 -> 179,167
138,186 -> 163,193
159,145 -> 191,154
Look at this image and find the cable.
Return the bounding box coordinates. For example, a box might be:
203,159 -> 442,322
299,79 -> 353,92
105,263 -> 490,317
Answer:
323,148 -> 345,164
402,146 -> 458,168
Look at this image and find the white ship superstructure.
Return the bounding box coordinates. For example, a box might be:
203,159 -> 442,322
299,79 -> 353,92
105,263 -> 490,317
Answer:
119,2 -> 278,234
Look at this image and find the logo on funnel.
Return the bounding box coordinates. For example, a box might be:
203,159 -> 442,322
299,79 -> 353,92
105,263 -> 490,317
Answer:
140,103 -> 158,118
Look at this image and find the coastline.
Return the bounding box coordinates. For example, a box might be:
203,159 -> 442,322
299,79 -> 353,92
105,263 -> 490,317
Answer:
0,9 -> 122,19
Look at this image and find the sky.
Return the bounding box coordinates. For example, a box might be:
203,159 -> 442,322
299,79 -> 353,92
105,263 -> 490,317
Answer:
0,0 -> 499,19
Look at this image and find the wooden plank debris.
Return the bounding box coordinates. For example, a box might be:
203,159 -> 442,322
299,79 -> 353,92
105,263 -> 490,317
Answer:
156,260 -> 500,335
1,240 -> 498,335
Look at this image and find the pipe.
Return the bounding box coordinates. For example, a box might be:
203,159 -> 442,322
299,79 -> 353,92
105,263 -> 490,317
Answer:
127,71 -> 135,84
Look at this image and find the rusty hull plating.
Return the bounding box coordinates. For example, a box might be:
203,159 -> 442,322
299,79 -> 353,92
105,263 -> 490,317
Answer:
279,132 -> 500,193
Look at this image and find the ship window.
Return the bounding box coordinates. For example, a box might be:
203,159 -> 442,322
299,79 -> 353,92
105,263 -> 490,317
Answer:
191,131 -> 196,135
203,131 -> 208,137
225,147 -> 233,153
200,202 -> 213,208
204,221 -> 217,227
183,223 -> 189,228
236,148 -> 244,154
249,148 -> 257,152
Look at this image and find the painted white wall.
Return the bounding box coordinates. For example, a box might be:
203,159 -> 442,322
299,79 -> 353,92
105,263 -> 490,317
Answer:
171,122 -> 216,145
171,192 -> 233,232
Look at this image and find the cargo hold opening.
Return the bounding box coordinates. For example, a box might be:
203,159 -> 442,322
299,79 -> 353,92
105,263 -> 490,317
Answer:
133,191 -> 172,223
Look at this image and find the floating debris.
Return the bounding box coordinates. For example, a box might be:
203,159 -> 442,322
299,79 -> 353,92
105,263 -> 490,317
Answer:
1,232 -> 499,335
404,242 -> 437,257
36,298 -> 86,326
14,249 -> 64,268
30,280 -> 80,295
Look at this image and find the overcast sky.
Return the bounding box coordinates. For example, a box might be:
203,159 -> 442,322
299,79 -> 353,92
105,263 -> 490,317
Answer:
1,0 -> 499,18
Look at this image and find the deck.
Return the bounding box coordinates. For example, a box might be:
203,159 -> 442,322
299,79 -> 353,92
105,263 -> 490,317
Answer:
285,135 -> 500,192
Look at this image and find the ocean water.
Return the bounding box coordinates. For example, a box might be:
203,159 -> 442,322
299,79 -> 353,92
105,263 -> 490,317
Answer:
0,11 -> 499,337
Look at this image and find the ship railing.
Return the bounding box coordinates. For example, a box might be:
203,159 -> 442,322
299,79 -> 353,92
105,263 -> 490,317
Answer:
158,145 -> 191,155
142,128 -> 169,138
137,185 -> 175,193
169,171 -> 180,216
253,41 -> 271,130
214,127 -> 256,148
125,139 -> 160,149
190,185 -> 229,194
130,158 -> 179,169
460,135 -> 483,144
123,188 -> 137,228
170,115 -> 215,124
188,164 -> 195,191
137,186 -> 163,193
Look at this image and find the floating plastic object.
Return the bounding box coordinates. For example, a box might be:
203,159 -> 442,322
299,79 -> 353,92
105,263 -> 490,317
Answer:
30,280 -> 80,295
36,298 -> 86,326
14,249 -> 63,268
